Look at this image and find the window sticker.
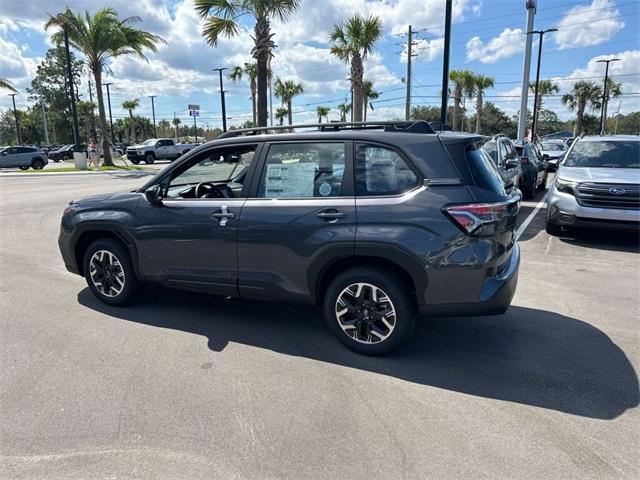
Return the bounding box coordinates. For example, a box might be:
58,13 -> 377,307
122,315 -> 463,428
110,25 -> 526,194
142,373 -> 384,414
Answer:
265,162 -> 317,197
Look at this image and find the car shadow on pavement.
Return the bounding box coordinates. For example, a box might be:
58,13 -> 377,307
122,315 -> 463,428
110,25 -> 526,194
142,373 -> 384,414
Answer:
78,287 -> 638,420
558,230 -> 640,254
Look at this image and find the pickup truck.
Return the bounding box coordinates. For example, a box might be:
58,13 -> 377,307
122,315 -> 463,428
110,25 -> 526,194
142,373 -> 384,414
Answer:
126,138 -> 196,164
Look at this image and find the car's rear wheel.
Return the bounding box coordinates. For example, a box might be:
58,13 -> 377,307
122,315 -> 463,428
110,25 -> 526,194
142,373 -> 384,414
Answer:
63,154 -> 71,161
144,153 -> 155,164
83,238 -> 139,306
324,268 -> 415,355
31,158 -> 45,170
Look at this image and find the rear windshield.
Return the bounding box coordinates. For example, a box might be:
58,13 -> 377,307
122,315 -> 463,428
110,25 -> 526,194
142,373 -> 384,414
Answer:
542,142 -> 565,151
466,147 -> 507,195
564,141 -> 640,168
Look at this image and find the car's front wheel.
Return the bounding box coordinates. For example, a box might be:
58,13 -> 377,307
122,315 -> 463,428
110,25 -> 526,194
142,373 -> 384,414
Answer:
324,268 -> 415,355
83,238 -> 139,306
144,153 -> 155,164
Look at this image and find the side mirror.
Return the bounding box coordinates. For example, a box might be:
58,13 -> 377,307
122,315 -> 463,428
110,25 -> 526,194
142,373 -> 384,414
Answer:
542,153 -> 550,160
505,158 -> 519,169
546,159 -> 558,172
144,184 -> 163,206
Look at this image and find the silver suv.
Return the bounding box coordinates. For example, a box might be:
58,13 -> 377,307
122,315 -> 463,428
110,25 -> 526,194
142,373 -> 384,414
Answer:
546,135 -> 640,235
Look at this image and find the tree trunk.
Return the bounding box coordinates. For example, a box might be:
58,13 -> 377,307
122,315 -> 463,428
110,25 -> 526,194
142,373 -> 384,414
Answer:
576,99 -> 585,135
250,77 -> 257,126
93,67 -> 113,166
351,53 -> 364,122
475,94 -> 482,134
287,100 -> 292,125
318,114 -> 322,123
254,17 -> 270,127
363,96 -> 368,122
452,87 -> 460,131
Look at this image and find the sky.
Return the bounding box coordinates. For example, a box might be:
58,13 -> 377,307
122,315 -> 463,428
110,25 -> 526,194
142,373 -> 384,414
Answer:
0,0 -> 638,129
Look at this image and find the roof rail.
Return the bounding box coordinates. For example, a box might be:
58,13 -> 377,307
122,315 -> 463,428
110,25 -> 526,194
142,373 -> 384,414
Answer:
428,121 -> 452,131
217,120 -> 435,139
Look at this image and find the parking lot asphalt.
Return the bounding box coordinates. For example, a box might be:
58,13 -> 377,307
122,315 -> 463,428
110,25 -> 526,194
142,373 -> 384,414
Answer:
1,174 -> 638,480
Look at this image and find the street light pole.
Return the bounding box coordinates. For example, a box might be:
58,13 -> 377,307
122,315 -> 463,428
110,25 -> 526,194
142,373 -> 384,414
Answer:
9,93 -> 21,144
596,58 -> 620,135
102,82 -> 114,143
517,1 -> 536,141
40,97 -> 49,144
213,68 -> 228,132
149,95 -> 157,137
529,28 -> 557,141
440,0 -> 453,126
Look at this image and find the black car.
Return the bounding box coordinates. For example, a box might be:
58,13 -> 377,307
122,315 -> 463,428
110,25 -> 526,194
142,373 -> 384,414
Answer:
479,134 -> 521,190
514,141 -> 548,199
58,121 -> 521,355
48,144 -> 87,162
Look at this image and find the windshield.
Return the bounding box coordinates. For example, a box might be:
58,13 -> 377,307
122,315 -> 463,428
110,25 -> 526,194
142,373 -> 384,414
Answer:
142,139 -> 157,146
542,143 -> 565,152
564,141 -> 640,168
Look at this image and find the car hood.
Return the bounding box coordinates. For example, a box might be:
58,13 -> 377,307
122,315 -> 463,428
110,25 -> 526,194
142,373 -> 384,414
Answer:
558,167 -> 640,184
70,191 -> 140,207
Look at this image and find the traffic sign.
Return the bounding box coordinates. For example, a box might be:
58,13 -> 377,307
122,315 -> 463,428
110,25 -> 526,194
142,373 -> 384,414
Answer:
188,104 -> 200,111
189,110 -> 200,117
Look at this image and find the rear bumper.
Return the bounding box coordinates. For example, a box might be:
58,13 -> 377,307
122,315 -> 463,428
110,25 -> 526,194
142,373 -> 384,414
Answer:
419,242 -> 520,317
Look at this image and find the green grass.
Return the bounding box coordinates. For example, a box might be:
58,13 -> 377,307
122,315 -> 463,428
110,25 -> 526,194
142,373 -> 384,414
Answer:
18,165 -> 144,173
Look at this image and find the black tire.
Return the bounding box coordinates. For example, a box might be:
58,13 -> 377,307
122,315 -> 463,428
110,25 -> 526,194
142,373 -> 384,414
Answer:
144,153 -> 155,164
537,171 -> 548,191
546,222 -> 562,236
19,166 -> 29,170
83,238 -> 139,306
130,158 -> 140,165
53,159 -> 61,163
323,267 -> 415,355
63,154 -> 71,161
32,158 -> 45,170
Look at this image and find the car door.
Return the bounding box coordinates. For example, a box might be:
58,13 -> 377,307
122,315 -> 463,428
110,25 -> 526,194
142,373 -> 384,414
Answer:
237,140 -> 356,302
0,147 -> 17,167
156,140 -> 168,158
133,143 -> 262,295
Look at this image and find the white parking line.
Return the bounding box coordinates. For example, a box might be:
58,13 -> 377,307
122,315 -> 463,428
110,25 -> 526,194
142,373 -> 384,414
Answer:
516,192 -> 549,240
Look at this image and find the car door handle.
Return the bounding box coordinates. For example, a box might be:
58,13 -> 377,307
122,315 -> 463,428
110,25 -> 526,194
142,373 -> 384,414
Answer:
211,205 -> 235,226
316,209 -> 346,221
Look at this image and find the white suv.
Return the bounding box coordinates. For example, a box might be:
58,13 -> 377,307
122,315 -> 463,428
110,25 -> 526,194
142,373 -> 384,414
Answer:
546,135 -> 640,235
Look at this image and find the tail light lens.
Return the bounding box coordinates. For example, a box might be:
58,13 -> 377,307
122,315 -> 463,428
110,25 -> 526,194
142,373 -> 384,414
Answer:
443,197 -> 520,236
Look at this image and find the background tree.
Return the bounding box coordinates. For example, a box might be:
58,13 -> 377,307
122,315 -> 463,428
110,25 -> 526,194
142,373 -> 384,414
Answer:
338,102 -> 351,122
362,79 -> 379,121
316,106 -> 330,123
329,14 -> 382,122
449,69 -> 474,131
602,77 -> 623,129
195,0 -> 301,127
472,74 -> 494,133
77,100 -> 96,146
230,62 -> 258,126
0,78 -> 17,93
46,7 -> 164,166
529,80 -> 559,132
275,106 -> 288,126
561,80 -> 602,135
157,119 -> 171,137
172,117 -> 181,140
274,77 -> 303,125
121,98 -> 140,142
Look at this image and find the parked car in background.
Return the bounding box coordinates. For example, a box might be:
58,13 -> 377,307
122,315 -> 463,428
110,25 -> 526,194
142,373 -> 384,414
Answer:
126,138 -> 196,164
48,144 -> 87,162
540,139 -> 567,161
0,146 -> 48,170
546,135 -> 640,235
513,141 -> 548,199
58,121 -> 521,355
480,134 -> 521,190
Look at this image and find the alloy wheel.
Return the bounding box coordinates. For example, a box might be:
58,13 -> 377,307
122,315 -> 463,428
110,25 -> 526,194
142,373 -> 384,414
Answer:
335,282 -> 397,344
89,250 -> 126,297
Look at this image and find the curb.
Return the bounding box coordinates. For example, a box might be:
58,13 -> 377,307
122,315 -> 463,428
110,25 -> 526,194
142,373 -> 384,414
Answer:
0,169 -> 157,178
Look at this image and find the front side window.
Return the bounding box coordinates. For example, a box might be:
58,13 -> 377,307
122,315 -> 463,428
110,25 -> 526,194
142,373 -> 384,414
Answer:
166,145 -> 257,199
257,142 -> 346,198
355,143 -> 419,196
564,141 -> 639,168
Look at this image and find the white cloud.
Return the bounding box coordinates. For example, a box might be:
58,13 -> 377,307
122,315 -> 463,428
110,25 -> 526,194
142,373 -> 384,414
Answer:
554,0 -> 624,50
466,28 -> 524,64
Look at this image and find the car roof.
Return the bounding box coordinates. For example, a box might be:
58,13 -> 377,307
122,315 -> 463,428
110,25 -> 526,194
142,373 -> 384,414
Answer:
577,135 -> 640,142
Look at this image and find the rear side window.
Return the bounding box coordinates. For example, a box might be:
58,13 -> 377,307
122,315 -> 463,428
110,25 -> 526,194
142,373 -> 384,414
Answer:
355,143 -> 419,196
466,147 -> 507,195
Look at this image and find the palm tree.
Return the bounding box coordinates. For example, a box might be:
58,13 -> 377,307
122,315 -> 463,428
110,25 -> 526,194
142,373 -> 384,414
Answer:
316,106 -> 330,123
172,117 -> 181,141
338,102 -> 351,122
0,77 -> 17,93
602,78 -> 622,128
529,80 -> 559,131
362,80 -> 379,122
46,8 -> 164,166
230,62 -> 259,126
121,98 -> 140,142
77,100 -> 96,145
274,77 -> 303,125
471,74 -> 494,134
195,0 -> 301,128
275,107 -> 288,126
449,69 -> 475,131
561,80 -> 602,135
329,14 -> 382,122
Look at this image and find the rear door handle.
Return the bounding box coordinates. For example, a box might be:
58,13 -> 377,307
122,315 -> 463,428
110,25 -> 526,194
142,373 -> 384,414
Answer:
211,205 -> 235,226
316,209 -> 346,222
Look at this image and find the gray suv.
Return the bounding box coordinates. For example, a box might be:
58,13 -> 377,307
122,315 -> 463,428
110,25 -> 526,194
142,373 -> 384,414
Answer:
58,121 -> 521,354
0,146 -> 48,170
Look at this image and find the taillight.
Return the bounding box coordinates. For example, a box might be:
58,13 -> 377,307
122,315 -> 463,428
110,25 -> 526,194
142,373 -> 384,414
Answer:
443,197 -> 520,236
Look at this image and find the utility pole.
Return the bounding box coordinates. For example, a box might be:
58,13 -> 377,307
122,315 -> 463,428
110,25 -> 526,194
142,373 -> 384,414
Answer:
40,97 -> 49,144
529,28 -> 557,141
149,95 -> 157,137
102,82 -> 114,143
440,0 -> 453,126
404,25 -> 416,121
213,68 -> 228,132
517,1 -> 537,142
63,29 -> 79,144
614,101 -> 622,134
193,113 -> 198,142
174,111 -> 178,142
9,93 -> 21,144
596,58 -> 620,135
